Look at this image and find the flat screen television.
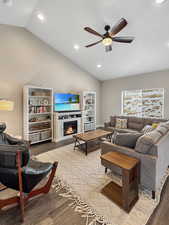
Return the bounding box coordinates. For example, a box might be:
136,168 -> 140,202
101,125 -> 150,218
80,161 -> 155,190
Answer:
54,93 -> 80,112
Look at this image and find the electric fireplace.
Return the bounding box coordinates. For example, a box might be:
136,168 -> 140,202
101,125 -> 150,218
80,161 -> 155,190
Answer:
64,120 -> 77,136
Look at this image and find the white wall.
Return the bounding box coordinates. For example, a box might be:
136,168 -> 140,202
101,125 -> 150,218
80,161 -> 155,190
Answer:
0,25 -> 101,135
101,70 -> 169,123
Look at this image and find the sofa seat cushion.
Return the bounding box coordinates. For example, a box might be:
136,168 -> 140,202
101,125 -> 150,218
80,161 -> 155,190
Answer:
115,128 -> 138,133
135,130 -> 162,156
114,133 -> 142,149
107,127 -> 139,134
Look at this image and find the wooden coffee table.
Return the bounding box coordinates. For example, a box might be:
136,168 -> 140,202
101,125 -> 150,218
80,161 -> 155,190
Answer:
101,151 -> 140,212
73,129 -> 113,155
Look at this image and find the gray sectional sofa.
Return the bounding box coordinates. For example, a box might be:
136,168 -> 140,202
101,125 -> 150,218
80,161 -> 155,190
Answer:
104,115 -> 167,133
101,116 -> 169,198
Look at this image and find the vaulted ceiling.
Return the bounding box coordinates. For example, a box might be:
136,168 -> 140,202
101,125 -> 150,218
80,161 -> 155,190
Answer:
1,0 -> 169,80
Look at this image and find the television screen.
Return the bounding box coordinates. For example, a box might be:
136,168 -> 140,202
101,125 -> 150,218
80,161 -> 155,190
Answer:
54,93 -> 80,112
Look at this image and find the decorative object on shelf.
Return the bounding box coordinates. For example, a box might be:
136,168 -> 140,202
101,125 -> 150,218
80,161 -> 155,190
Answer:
82,91 -> 96,132
23,86 -> 53,144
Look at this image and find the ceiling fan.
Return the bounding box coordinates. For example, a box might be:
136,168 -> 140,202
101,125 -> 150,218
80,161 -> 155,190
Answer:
84,18 -> 134,52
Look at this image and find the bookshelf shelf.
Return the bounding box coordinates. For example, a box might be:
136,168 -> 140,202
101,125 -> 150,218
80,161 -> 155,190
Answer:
23,86 -> 53,145
82,91 -> 96,132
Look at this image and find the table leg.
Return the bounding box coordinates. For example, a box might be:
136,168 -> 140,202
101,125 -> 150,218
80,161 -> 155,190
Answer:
122,169 -> 130,212
85,142 -> 88,156
73,137 -> 77,150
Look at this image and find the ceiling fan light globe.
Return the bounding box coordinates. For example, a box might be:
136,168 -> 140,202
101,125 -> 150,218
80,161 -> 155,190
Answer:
102,38 -> 113,46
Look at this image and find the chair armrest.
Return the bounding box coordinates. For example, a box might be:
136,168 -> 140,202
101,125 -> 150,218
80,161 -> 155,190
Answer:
6,134 -> 29,147
104,122 -> 111,128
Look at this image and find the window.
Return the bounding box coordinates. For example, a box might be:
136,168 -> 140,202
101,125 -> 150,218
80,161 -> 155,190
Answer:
122,88 -> 164,118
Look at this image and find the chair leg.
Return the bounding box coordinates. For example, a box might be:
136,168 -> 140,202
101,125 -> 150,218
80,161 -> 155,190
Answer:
19,193 -> 25,222
17,151 -> 25,222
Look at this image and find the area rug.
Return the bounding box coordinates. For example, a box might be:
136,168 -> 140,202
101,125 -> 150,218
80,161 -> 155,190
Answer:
36,144 -> 169,225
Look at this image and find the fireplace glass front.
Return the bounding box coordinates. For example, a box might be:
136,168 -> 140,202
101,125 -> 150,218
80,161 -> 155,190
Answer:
64,120 -> 77,136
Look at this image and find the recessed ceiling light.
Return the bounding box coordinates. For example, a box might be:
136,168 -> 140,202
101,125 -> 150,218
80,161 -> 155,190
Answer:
74,44 -> 80,50
97,64 -> 102,68
37,12 -> 45,22
155,0 -> 166,4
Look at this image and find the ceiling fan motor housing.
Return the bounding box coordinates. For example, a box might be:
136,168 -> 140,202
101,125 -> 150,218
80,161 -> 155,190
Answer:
104,25 -> 111,32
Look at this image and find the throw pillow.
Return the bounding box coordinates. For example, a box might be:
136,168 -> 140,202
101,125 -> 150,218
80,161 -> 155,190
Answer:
115,118 -> 127,129
115,118 -> 122,129
114,133 -> 142,149
142,125 -> 154,134
121,119 -> 127,129
152,123 -> 159,129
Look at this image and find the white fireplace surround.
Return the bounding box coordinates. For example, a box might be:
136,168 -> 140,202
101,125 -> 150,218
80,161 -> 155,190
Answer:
53,112 -> 82,142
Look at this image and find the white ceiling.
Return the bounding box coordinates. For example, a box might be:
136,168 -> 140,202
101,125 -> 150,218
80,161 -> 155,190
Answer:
1,0 -> 169,80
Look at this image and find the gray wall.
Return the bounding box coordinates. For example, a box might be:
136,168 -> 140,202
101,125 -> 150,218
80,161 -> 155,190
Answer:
101,70 -> 169,124
0,25 -> 101,135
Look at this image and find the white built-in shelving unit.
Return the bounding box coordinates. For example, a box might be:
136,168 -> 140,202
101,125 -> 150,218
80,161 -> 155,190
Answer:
23,86 -> 53,144
82,91 -> 96,132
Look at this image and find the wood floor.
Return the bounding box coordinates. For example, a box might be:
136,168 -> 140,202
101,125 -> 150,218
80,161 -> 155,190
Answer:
0,186 -> 100,225
1,140 -> 169,225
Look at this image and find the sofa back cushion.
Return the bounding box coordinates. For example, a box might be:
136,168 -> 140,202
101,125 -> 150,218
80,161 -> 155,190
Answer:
160,121 -> 169,130
156,125 -> 168,135
114,133 -> 142,149
127,117 -> 144,131
135,130 -> 162,156
143,117 -> 167,126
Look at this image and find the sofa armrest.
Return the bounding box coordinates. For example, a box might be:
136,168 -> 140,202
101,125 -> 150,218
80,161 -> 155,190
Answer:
101,141 -> 135,155
104,122 -> 111,128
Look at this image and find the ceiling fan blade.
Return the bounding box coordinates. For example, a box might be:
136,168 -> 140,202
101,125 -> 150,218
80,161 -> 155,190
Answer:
112,36 -> 134,43
105,45 -> 112,52
84,27 -> 103,38
110,18 -> 128,36
85,40 -> 102,48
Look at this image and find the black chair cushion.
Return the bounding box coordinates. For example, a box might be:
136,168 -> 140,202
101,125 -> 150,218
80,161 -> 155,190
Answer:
0,145 -> 30,168
0,160 -> 53,193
